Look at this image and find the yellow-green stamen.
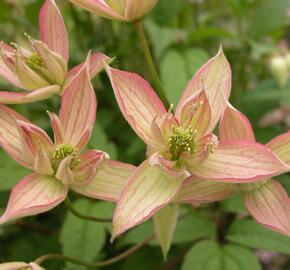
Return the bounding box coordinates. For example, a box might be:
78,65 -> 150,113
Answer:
26,53 -> 43,69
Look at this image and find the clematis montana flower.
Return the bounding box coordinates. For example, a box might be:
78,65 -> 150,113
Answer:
178,99 -> 290,237
0,0 -> 111,104
68,0 -> 158,22
105,48 -> 289,253
0,262 -> 44,270
0,56 -> 134,225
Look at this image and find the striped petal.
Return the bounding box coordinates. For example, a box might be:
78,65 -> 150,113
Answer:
244,180 -> 290,236
59,54 -> 96,148
175,176 -> 235,203
0,173 -> 68,225
39,0 -> 69,61
153,203 -> 179,259
176,47 -> 231,132
72,160 -> 134,202
219,99 -> 255,141
0,85 -> 60,104
112,159 -> 184,239
125,0 -> 158,21
267,131 -> 290,165
0,105 -> 32,168
187,140 -> 288,183
106,66 -> 167,147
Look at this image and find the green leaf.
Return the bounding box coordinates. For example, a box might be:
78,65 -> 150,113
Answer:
182,240 -> 261,270
60,199 -> 108,270
0,150 -> 30,191
227,219 -> 290,255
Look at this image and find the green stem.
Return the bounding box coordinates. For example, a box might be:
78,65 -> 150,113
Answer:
64,197 -> 111,223
134,20 -> 171,109
35,235 -> 154,266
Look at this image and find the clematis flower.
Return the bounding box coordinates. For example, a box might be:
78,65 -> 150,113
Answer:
177,99 -> 290,237
68,0 -> 158,22
0,262 -> 44,270
105,47 -> 289,251
0,55 -> 134,225
0,0 -> 111,104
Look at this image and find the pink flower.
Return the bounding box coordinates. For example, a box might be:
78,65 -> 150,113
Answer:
104,48 -> 289,253
68,0 -> 157,22
0,55 -> 134,225
177,99 -> 290,237
0,0 -> 111,104
0,262 -> 44,270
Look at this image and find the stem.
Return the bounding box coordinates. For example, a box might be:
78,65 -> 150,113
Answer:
134,20 -> 171,109
64,197 -> 111,223
35,235 -> 154,266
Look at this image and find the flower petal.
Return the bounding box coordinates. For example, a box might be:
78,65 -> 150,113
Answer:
175,175 -> 235,203
47,111 -> 65,145
59,53 -> 96,148
153,203 -> 179,259
0,262 -> 29,270
125,0 -> 158,21
0,85 -> 60,104
68,0 -> 125,21
176,47 -> 231,132
106,66 -> 167,147
112,159 -> 184,239
244,180 -> 290,236
188,140 -> 288,183
0,105 -> 32,168
219,99 -> 255,141
72,160 -> 135,202
39,0 -> 69,61
0,173 -> 68,225
267,131 -> 290,165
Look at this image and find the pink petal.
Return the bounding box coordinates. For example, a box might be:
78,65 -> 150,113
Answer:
72,160 -> 135,202
0,173 -> 68,225
188,140 -> 288,183
0,262 -> 30,270
219,99 -> 255,141
112,159 -> 184,239
106,66 -> 167,147
175,175 -> 235,203
125,0 -> 158,21
0,105 -> 32,168
47,112 -> 65,145
267,131 -> 290,165
68,0 -> 125,21
0,85 -> 60,104
39,0 -> 69,61
176,47 -> 231,132
65,52 -> 113,90
244,180 -> 290,236
59,54 -> 96,148
153,203 -> 179,259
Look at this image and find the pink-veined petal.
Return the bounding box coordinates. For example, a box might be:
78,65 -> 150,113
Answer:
64,52 -> 113,90
0,173 -> 68,225
0,85 -> 60,104
0,105 -> 32,168
59,54 -> 96,148
112,159 -> 184,239
219,99 -> 255,141
47,112 -> 65,145
244,180 -> 290,236
175,175 -> 235,203
176,47 -> 231,132
72,160 -> 135,202
125,0 -> 158,21
153,203 -> 179,259
68,0 -> 125,21
106,66 -> 167,147
267,131 -> 290,165
39,0 -> 69,61
188,140 -> 288,183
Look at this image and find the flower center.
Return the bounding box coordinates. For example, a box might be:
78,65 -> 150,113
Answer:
52,144 -> 77,169
168,127 -> 197,160
26,53 -> 43,69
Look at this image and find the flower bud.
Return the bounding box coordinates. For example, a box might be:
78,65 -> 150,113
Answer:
269,55 -> 289,87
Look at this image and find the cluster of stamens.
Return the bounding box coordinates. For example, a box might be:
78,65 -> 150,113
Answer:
52,144 -> 77,170
26,53 -> 43,69
168,127 -> 197,160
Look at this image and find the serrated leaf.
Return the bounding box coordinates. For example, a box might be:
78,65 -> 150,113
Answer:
182,240 -> 261,270
227,219 -> 290,255
60,199 -> 108,270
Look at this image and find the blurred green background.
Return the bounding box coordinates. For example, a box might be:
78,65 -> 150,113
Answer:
0,0 -> 289,269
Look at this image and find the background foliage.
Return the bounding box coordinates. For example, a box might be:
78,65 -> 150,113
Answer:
0,0 -> 289,269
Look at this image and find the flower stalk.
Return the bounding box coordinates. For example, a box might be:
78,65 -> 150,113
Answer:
134,20 -> 170,109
